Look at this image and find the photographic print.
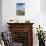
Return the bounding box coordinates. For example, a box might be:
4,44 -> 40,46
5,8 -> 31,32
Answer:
16,3 -> 25,16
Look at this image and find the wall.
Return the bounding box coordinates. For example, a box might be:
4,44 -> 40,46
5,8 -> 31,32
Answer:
2,0 -> 40,30
0,0 -> 2,32
2,0 -> 46,46
40,0 -> 46,32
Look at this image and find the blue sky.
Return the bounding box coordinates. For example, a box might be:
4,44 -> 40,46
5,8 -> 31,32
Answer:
16,3 -> 25,10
